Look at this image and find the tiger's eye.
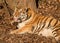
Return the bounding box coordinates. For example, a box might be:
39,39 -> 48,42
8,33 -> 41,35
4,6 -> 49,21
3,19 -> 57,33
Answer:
0,6 -> 4,9
26,9 -> 28,12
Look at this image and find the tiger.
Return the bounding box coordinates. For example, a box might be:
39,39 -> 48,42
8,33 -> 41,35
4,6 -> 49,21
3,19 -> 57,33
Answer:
10,7 -> 60,41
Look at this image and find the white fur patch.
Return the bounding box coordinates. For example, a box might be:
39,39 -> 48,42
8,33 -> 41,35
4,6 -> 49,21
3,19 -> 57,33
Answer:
38,28 -> 54,37
17,22 -> 25,29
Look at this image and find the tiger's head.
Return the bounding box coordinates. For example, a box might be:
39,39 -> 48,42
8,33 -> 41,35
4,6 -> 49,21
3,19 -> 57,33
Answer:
12,7 -> 34,24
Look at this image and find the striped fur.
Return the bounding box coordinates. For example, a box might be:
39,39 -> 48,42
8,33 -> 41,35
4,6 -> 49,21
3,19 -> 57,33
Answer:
10,7 -> 60,41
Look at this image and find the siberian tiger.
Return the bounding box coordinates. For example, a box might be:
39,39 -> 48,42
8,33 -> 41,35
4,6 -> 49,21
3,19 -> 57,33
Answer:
10,7 -> 60,41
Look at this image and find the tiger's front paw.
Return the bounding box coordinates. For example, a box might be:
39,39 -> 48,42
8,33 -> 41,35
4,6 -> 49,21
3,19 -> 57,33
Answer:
10,30 -> 18,34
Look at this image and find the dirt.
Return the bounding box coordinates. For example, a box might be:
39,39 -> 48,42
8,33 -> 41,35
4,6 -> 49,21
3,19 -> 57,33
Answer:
0,0 -> 60,43
38,0 -> 60,20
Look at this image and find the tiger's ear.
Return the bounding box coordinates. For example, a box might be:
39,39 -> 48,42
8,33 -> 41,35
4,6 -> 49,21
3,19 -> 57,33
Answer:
26,8 -> 34,18
27,8 -> 35,15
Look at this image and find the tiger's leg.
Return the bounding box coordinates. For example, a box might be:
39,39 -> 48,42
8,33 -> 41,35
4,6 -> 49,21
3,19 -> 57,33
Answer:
10,25 -> 32,34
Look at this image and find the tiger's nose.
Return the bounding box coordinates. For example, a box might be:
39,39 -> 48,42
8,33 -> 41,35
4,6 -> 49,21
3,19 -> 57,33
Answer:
12,22 -> 18,26
18,18 -> 21,20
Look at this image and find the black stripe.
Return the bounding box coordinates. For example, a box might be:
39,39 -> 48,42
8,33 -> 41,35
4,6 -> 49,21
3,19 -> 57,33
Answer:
34,16 -> 45,33
34,18 -> 41,33
41,23 -> 45,29
33,21 -> 39,33
40,16 -> 45,24
54,28 -> 60,31
53,20 -> 58,26
43,16 -> 49,24
52,28 -> 60,37
42,16 -> 49,28
37,26 -> 41,34
37,16 -> 46,30
37,16 -> 49,33
48,18 -> 53,27
35,23 -> 39,33
54,33 -> 57,37
52,31 -> 57,37
33,15 -> 41,33
52,24 -> 60,33
36,20 -> 41,31
55,24 -> 60,28
54,35 -> 58,37
31,26 -> 35,31
52,28 -> 60,33
38,23 -> 45,34
52,31 -> 58,37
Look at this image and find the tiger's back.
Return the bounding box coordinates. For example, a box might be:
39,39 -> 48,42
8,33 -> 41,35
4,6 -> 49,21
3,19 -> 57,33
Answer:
31,14 -> 60,40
